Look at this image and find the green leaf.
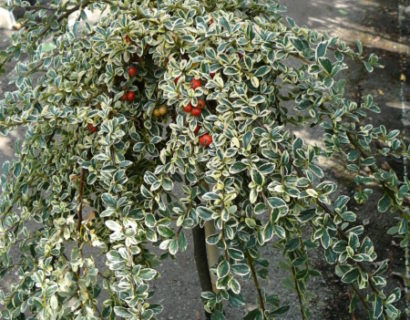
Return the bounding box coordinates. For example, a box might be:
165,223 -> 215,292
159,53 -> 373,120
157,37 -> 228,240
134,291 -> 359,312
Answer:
13,163 -> 22,178
254,66 -> 271,77
178,231 -> 188,252
273,225 -> 286,239
139,268 -> 157,281
228,248 -> 244,260
267,197 -> 288,211
229,162 -> 247,174
251,169 -> 264,186
372,297 -> 383,319
319,57 -> 332,74
217,260 -> 230,278
102,193 -> 117,207
168,239 -> 179,255
203,192 -> 220,200
363,61 -> 374,73
231,263 -> 250,276
145,214 -> 156,228
377,194 -> 391,213
250,76 -> 259,88
105,220 -> 122,232
157,225 -> 174,238
254,202 -> 267,215
243,131 -> 253,149
223,66 -> 238,76
298,209 -> 316,222
309,163 -> 324,178
205,47 -> 217,59
201,291 -> 216,301
211,310 -> 225,320
269,305 -> 290,316
114,307 -> 133,318
341,267 -> 359,284
249,95 -> 266,106
197,206 -> 214,221
244,309 -> 263,320
315,41 -> 328,60
290,38 -> 308,52
228,277 -> 241,294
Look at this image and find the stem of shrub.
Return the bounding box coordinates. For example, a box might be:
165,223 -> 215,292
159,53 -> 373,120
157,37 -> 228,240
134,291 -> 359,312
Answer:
246,251 -> 266,318
205,221 -> 218,292
192,225 -> 213,320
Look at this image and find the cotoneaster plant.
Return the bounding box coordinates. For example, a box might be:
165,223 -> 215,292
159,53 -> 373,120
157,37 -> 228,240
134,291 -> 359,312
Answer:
0,1 -> 408,320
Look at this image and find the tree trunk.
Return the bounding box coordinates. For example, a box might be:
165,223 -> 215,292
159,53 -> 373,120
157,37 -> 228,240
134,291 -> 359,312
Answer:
192,225 -> 213,320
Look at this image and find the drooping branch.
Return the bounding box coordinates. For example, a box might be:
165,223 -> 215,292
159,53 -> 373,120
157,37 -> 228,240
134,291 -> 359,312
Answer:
289,259 -> 307,320
77,168 -> 85,234
246,250 -> 266,318
272,132 -> 389,318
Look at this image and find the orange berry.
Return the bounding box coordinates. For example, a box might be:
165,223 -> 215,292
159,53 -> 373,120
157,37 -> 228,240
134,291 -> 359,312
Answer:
158,105 -> 167,116
153,109 -> 161,117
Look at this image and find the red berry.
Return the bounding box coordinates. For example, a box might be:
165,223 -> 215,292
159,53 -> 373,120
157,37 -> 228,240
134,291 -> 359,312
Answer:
238,52 -> 243,59
121,92 -> 128,101
127,91 -> 136,101
125,35 -> 132,44
191,78 -> 201,90
128,66 -> 138,77
210,72 -> 216,79
88,123 -> 98,133
191,107 -> 202,117
197,99 -> 206,109
183,103 -> 192,113
174,76 -> 180,84
199,133 -> 212,147
194,125 -> 200,135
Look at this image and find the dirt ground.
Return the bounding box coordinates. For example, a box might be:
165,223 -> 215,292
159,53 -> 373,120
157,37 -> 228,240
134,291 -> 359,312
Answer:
0,1 -> 409,319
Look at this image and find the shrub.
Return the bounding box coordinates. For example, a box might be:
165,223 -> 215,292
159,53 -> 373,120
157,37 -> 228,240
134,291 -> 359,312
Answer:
0,0 -> 408,319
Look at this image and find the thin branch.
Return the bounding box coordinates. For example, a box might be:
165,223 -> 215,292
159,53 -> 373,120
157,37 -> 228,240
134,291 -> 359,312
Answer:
290,260 -> 307,320
350,284 -> 370,311
346,131 -> 410,207
246,250 -> 266,319
36,0 -> 92,40
77,168 -> 85,234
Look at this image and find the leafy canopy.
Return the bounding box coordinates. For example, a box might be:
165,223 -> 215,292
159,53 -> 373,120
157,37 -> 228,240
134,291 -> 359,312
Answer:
0,0 -> 408,319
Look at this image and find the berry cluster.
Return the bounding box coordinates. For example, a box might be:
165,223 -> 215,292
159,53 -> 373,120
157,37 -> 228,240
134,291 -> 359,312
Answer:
181,78 -> 213,147
153,105 -> 167,118
120,66 -> 139,102
90,36 -> 213,147
183,98 -> 206,117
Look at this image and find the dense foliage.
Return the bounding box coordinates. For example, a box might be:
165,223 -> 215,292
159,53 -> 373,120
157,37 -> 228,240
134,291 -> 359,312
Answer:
0,0 -> 408,319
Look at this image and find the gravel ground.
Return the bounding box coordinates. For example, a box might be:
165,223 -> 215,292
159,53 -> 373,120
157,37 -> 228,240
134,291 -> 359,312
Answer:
0,1 -> 408,319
